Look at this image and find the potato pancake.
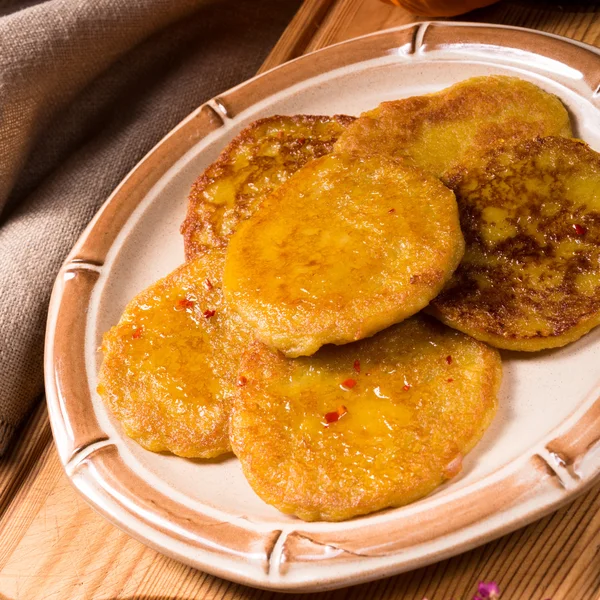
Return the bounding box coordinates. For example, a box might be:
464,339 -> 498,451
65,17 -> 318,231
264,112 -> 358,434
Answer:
97,248 -> 251,458
223,152 -> 464,357
231,315 -> 501,521
334,76 -> 572,182
430,137 -> 600,351
182,114 -> 354,259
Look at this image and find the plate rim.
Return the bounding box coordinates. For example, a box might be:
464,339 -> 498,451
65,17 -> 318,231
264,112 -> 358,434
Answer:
45,20 -> 600,592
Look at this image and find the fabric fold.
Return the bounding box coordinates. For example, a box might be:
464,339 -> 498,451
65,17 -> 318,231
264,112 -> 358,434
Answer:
0,0 -> 210,214
0,0 -> 300,454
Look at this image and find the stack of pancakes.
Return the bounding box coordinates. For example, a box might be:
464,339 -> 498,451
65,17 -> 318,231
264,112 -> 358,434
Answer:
98,76 -> 600,521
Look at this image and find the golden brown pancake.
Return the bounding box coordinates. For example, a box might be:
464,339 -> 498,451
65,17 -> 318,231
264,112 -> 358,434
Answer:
230,315 -> 501,521
429,136 -> 600,351
334,75 -> 572,182
223,152 -> 464,357
97,248 -> 251,458
182,114 -> 354,259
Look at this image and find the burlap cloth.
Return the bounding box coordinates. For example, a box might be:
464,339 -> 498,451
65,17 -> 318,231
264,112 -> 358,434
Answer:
0,0 -> 300,454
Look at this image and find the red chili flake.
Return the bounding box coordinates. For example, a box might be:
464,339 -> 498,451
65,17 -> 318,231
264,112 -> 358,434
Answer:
297,137 -> 306,145
203,309 -> 216,318
447,378 -> 454,383
403,384 -> 411,391
337,405 -> 348,417
353,359 -> 361,374
237,376 -> 247,387
176,298 -> 195,310
325,411 -> 339,424
573,223 -> 586,236
341,378 -> 357,389
446,355 -> 452,365
388,208 -> 396,213
204,279 -> 213,291
132,327 -> 143,339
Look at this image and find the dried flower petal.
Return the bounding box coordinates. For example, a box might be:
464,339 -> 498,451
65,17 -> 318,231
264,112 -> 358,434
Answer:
477,581 -> 500,599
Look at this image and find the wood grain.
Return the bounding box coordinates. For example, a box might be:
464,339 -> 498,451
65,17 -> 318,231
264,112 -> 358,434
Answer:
2,1 -> 600,599
258,0 -> 338,73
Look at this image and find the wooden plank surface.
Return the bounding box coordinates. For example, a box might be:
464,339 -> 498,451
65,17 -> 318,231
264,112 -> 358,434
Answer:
2,1 -> 600,599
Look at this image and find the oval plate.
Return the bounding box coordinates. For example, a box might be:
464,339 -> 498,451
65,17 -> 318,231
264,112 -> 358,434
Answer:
45,22 -> 600,592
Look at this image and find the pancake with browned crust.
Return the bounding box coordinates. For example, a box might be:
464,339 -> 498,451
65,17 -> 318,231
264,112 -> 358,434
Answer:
223,152 -> 464,357
334,76 -> 572,183
230,315 -> 501,522
182,114 -> 354,259
97,248 -> 251,458
429,136 -> 600,351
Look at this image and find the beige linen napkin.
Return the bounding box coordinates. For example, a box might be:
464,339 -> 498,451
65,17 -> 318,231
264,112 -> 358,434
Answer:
0,0 -> 301,454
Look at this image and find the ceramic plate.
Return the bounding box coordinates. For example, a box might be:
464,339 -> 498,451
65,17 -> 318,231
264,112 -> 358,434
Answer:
45,22 -> 600,592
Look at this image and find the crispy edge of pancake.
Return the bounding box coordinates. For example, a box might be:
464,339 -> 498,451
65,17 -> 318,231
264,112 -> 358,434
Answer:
230,316 -> 501,521
181,114 -> 355,260
334,75 -> 573,182
430,136 -> 600,351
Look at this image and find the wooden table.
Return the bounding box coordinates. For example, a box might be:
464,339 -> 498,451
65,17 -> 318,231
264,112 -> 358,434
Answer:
2,1 -> 600,599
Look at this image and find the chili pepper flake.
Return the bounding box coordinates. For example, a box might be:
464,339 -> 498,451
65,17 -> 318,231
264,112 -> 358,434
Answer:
237,376 -> 247,387
446,355 -> 452,365
176,298 -> 195,311
573,223 -> 586,236
325,411 -> 339,424
353,359 -> 361,374
132,327 -> 143,339
324,405 -> 348,426
447,378 -> 454,383
204,279 -> 213,291
403,384 -> 411,391
203,309 -> 216,318
341,378 -> 357,389
388,208 -> 395,213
